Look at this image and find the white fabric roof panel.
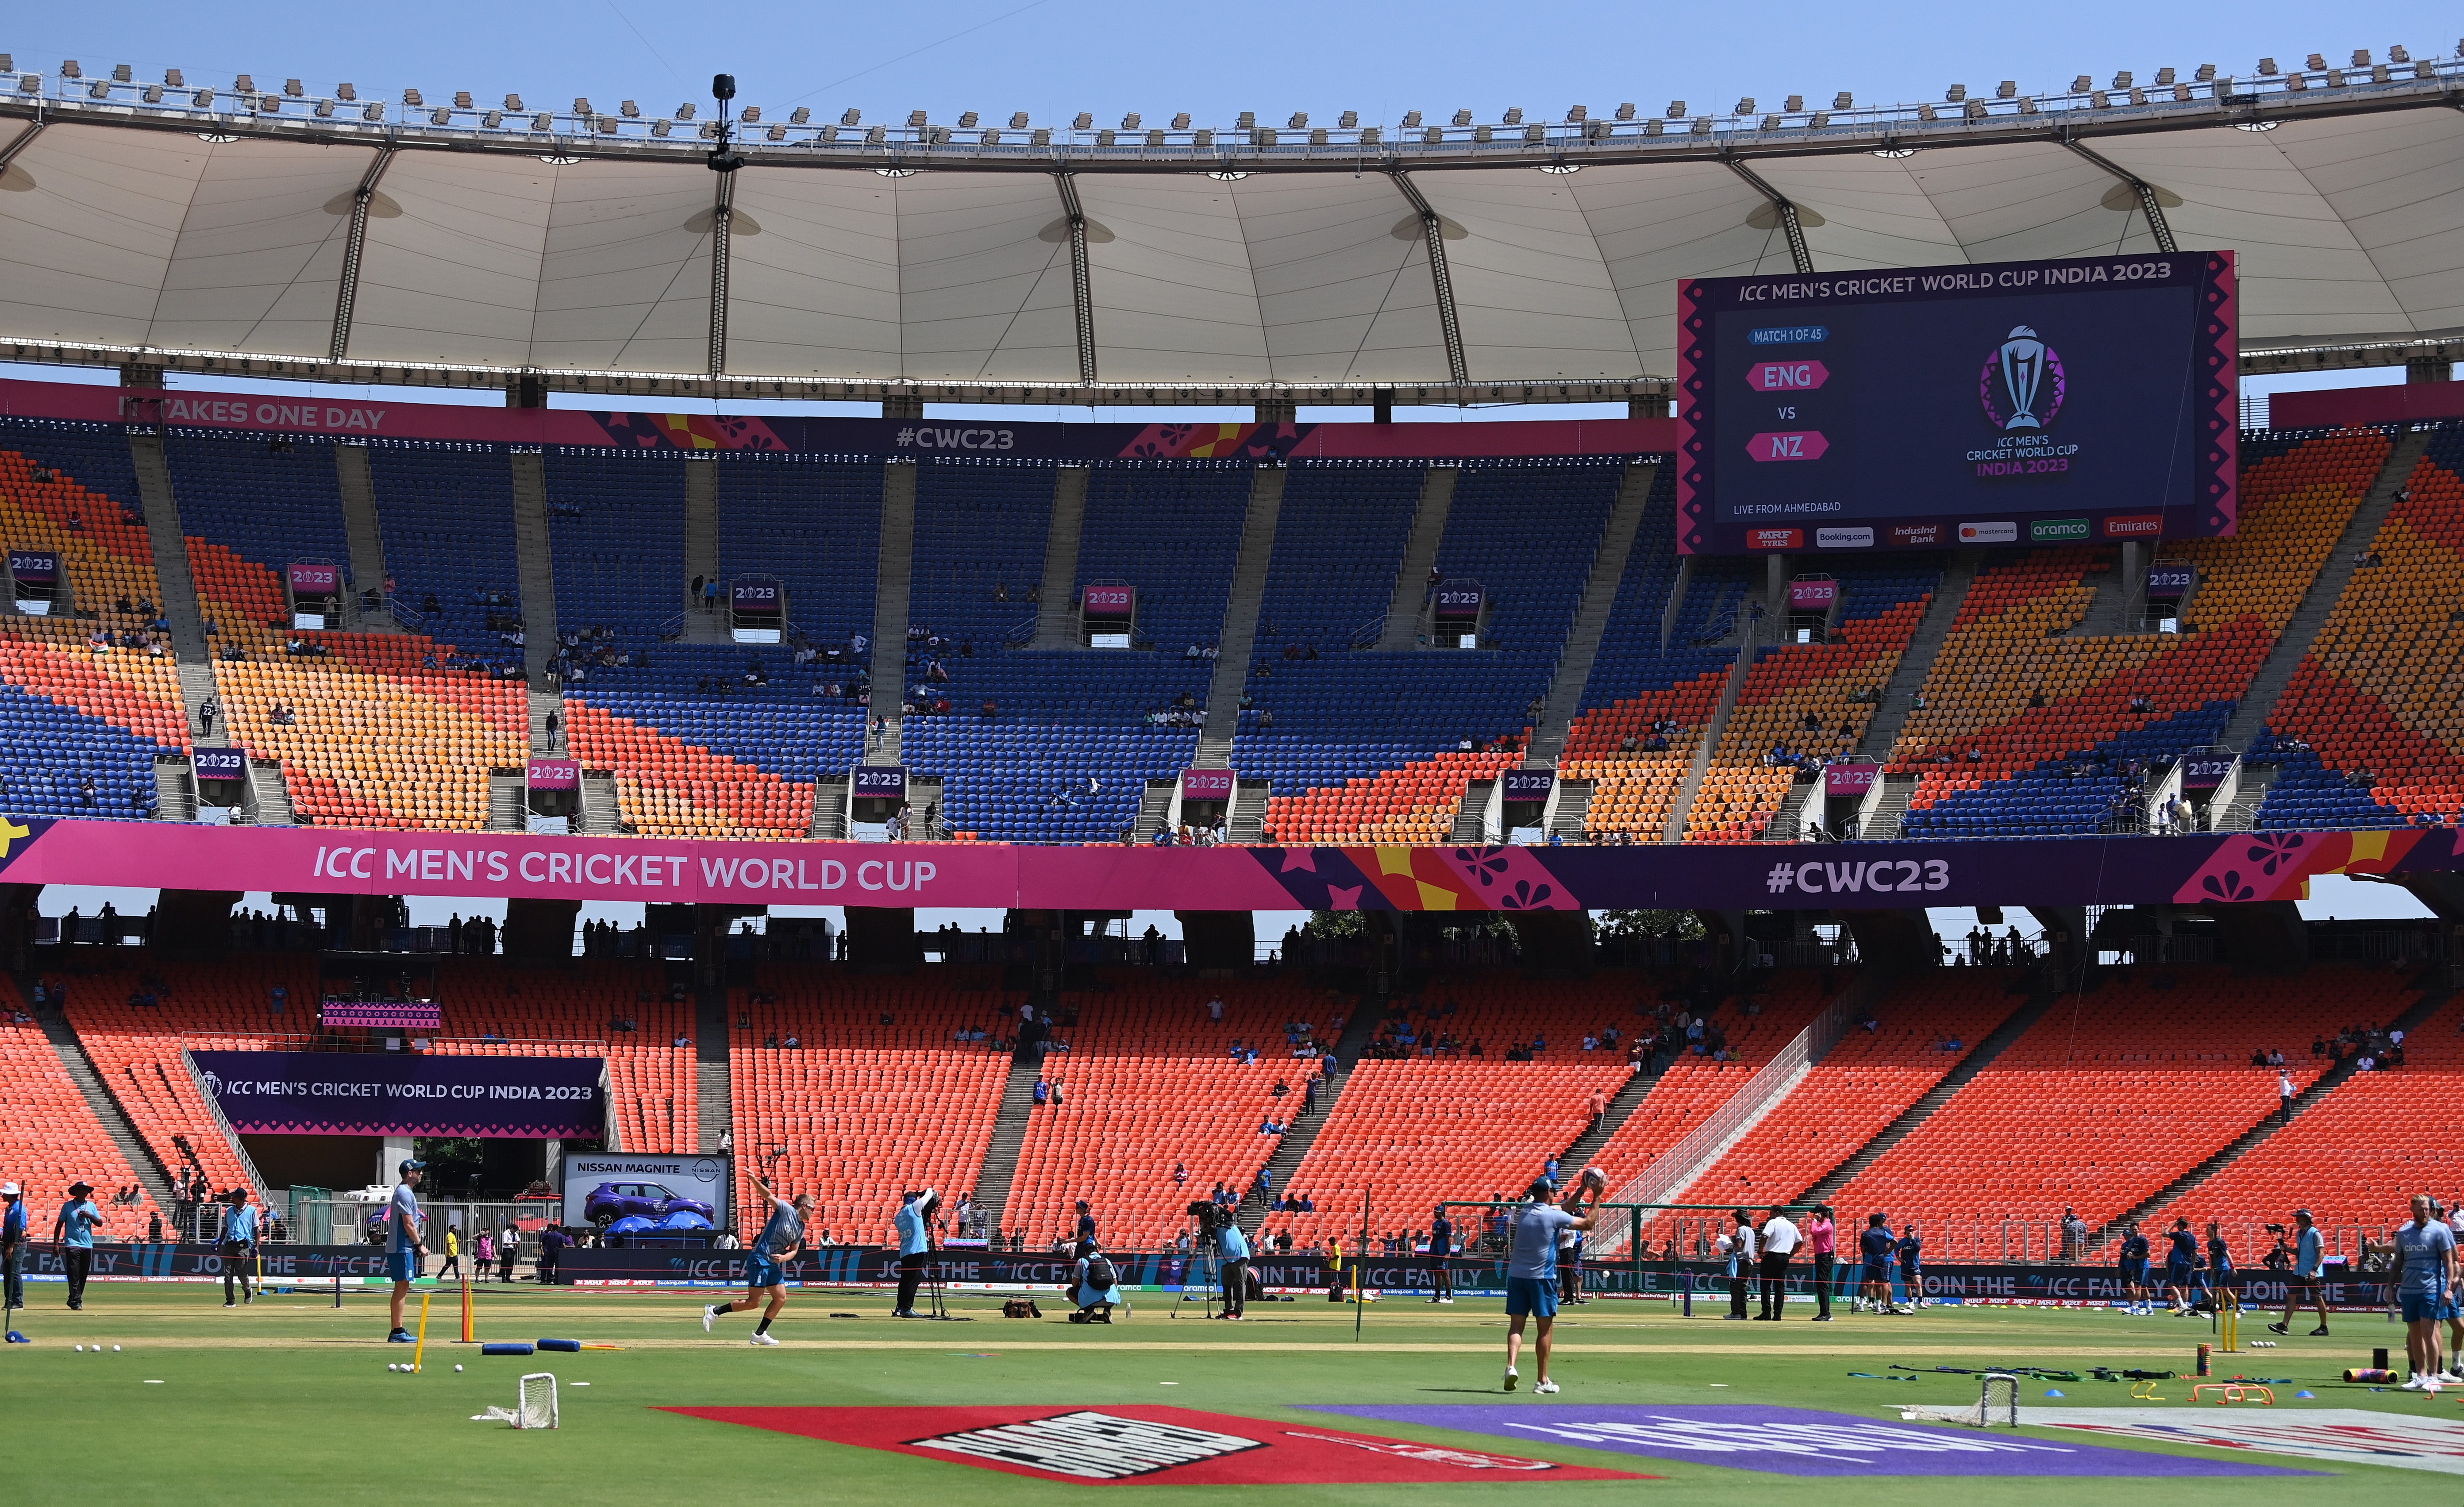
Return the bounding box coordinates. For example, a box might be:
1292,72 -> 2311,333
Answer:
1897,142 -> 2152,267
2270,110 -> 2464,335
1223,173 -> 1448,383
723,170 -> 902,378
5,110 -> 2463,384
1412,171 -> 1640,378
889,173 -> 1079,382
2094,130 -> 2408,335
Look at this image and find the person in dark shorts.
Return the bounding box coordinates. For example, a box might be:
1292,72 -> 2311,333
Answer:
1805,1205 -> 1838,1321
2269,1208 -> 2329,1337
2162,1217 -> 2200,1315
1857,1212 -> 1894,1313
1722,1209 -> 1756,1320
2118,1222 -> 2152,1314
1897,1222 -> 1925,1310
1,1181 -> 25,1315
1427,1205 -> 1454,1303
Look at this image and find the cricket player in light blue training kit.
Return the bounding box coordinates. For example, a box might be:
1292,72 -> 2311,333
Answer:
705,1170 -> 812,1345
386,1160 -> 426,1343
1502,1174 -> 1600,1394
2396,1193 -> 2458,1388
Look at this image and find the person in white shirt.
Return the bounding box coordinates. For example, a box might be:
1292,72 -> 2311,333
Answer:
1758,1206 -> 1802,1320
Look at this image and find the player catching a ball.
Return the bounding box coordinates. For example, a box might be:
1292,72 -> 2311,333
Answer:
1502,1166 -> 1604,1394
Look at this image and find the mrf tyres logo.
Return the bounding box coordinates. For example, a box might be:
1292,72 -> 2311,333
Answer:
1967,323 -> 2081,480
1769,858 -> 1950,896
910,1412 -> 1265,1480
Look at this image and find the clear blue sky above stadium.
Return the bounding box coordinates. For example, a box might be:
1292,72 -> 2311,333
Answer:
13,2 -> 2457,137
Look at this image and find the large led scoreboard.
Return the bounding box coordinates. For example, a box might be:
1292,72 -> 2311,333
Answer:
1675,252 -> 2238,554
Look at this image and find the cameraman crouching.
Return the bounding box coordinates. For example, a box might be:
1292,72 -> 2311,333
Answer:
1215,1211 -> 1250,1321
1070,1243 -> 1125,1323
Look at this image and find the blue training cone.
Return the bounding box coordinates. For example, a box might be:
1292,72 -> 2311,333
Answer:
2296,1391 -> 2315,1399
4,1330 -> 24,1344
2045,1388 -> 2066,1398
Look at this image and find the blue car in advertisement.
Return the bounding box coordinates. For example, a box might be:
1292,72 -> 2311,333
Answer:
583,1180 -> 716,1228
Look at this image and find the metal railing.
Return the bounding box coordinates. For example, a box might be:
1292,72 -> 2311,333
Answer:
1586,972 -> 1879,1249
177,1046 -> 277,1208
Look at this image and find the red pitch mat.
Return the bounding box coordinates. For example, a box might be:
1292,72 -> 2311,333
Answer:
661,1404 -> 1657,1485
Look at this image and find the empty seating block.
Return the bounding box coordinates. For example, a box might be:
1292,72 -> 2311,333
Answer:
728,971 -> 1015,1243
1833,968 -> 2383,1236
419,960 -> 697,1155
715,453 -> 882,652
1262,972 -> 1663,1247
908,461 -> 1055,651
2145,989 -> 2461,1238
1007,976 -> 1344,1246
2261,424 -> 2464,826
0,994 -> 157,1227
1669,971 -> 2028,1208
1895,427 -> 2390,837
369,442 -> 522,652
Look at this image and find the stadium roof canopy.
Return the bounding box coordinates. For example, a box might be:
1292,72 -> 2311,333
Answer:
1,56 -> 2461,405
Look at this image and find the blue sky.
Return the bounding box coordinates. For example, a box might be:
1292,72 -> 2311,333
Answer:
10,2 -> 2454,142
1,3 -> 2452,420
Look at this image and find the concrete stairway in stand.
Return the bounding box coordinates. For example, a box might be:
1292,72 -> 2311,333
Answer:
1240,1005 -> 1386,1234
486,770 -> 527,831
1377,466 -> 1455,650
127,433 -> 217,734
695,984 -> 732,1156
38,1007 -> 177,1216
870,460 -> 918,688
1199,466 -> 1286,746
330,442 -> 397,632
1029,466 -> 1090,648
971,1056 -> 1047,1240
1855,548 -> 1980,761
246,759 -> 294,825
1790,973 -> 2060,1208
1529,459 -> 1658,764
578,771 -> 624,834
2217,427 -> 2433,754
508,450 -> 561,682
1552,1064 -> 1664,1171
1450,779 -> 1494,842
1132,780 -> 1175,843
1663,634 -> 1758,843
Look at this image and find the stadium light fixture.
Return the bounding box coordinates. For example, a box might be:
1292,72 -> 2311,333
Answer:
1120,112 -> 1139,129
1073,112 -> 1093,129
1171,112 -> 1190,128
1338,110 -> 1356,128
1783,94 -> 1803,111
1664,100 -> 1685,117
1734,96 -> 1755,113
364,103 -> 387,122
147,85 -> 166,104
1009,111 -> 1029,128
503,93 -> 520,111
1502,106 -> 1523,124
2304,53 -> 2326,70
843,108 -> 862,126
1616,102 -> 1636,119
959,111 -> 979,128
167,68 -> 186,88
1287,111 -> 1307,129
789,107 -> 809,124
1832,92 -> 1852,109
1451,108 -> 1471,126
482,109 -> 502,128
530,113 -> 552,131
2388,44 -> 2410,62
403,87 -> 422,107
458,92 -> 476,110
1401,109 -> 1422,127
741,106 -> 760,123
619,100 -> 639,118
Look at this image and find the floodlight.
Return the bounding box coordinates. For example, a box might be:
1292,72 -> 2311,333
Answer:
61,60 -> 81,79
502,94 -> 520,110
1565,104 -> 1586,121
1944,84 -> 1964,101
482,109 -> 502,127
843,108 -> 861,125
907,109 -> 927,126
741,106 -> 759,122
1286,111 -> 1306,128
146,85 -> 165,103
1450,108 -> 1471,126
1502,106 -> 1522,123
403,88 -> 423,106
959,111 -> 979,127
2387,45 -> 2409,63
1734,96 -> 1754,112
1831,92 -> 1851,109
789,107 -> 809,123
1171,112 -> 1190,128
112,63 -> 131,82
430,108 -> 450,125
458,92 -> 476,109
2256,58 -> 2277,75
676,102 -> 695,119
1615,102 -> 1635,119
284,77 -> 302,96
1073,111 -> 1093,129
169,69 -> 188,87
1337,109 -> 1355,127
1784,94 -> 1803,110
571,96 -> 588,113
1994,81 -> 2014,98
1665,100 -> 1685,117
619,100 -> 638,118
1401,109 -> 1422,127
2303,54 -> 2325,70
1120,112 -> 1139,128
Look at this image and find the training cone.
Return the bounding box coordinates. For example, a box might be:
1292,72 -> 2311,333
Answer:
2045,1388 -> 2066,1398
2296,1390 -> 2315,1399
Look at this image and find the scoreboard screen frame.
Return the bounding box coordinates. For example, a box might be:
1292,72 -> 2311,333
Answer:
1675,251 -> 2237,555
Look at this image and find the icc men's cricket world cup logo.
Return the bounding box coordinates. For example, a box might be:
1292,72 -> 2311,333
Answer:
1978,324 -> 2067,432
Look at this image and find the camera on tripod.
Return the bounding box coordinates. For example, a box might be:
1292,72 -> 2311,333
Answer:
1188,1200 -> 1221,1233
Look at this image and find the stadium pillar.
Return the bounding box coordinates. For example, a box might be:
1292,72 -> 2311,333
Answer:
1502,911 -> 1593,977
151,889 -> 238,954
1766,555 -> 1786,613
505,374 -> 548,409
2202,902 -> 2308,972
2026,905 -> 2088,976
845,906 -> 919,969
1838,909 -> 1942,970
2409,355 -> 2452,384
883,395 -> 924,419
0,883 -> 34,971
502,898 -> 580,960
1372,388 -> 1394,424
1175,911 -> 1254,970
1255,399 -> 1297,425
2118,540 -> 2147,628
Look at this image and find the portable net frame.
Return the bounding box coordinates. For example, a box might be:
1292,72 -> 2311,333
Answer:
1899,1372 -> 2021,1428
472,1372 -> 559,1430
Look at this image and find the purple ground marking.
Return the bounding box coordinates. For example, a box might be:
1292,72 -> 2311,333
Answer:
1300,1405 -> 2315,1478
